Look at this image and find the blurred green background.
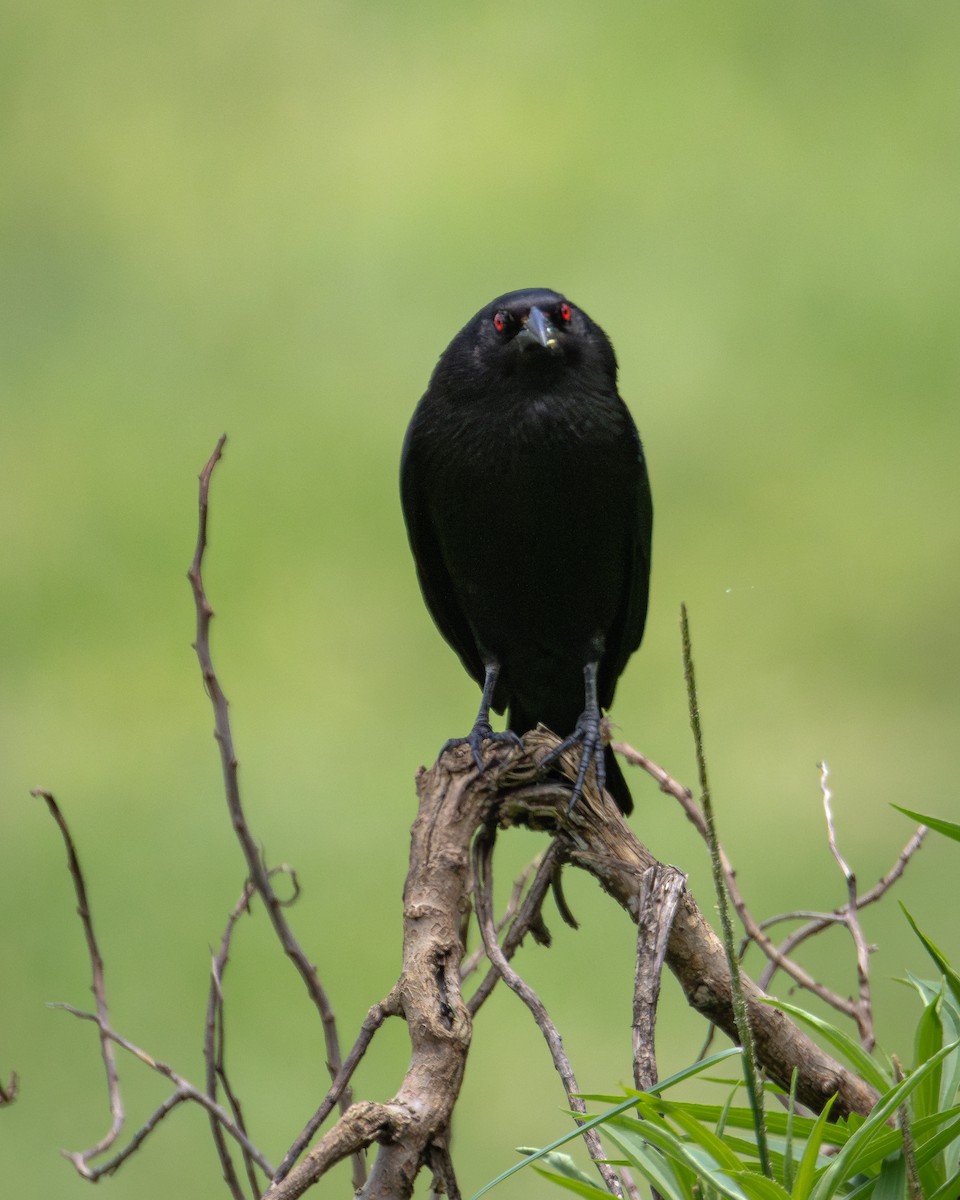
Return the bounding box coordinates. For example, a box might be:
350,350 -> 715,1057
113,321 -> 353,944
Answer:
2,2 -> 958,1196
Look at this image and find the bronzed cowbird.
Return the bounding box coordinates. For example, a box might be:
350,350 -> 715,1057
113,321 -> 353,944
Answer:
400,288 -> 652,814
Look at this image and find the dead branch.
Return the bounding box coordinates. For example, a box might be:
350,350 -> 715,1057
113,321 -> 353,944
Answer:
757,818 -> 927,993
39,438 -> 907,1200
187,435 -> 363,1191
472,825 -> 622,1198
819,761 -> 875,1049
263,747 -> 507,1200
633,865 -> 686,1093
269,733 -> 883,1200
615,738 -> 926,1046
206,877 -> 263,1199
31,789 -> 123,1170
49,1001 -> 275,1180
498,730 -> 882,1121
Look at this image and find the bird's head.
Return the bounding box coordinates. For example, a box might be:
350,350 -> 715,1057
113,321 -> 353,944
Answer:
430,288 -> 619,397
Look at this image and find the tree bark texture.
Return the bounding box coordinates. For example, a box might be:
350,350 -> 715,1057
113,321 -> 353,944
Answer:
268,730 -> 880,1199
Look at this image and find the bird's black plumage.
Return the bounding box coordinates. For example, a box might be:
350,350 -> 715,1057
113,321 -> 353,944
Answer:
400,288 -> 652,813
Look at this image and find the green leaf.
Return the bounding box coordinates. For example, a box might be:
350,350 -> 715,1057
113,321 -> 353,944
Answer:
520,1149 -> 598,1188
891,804 -> 960,843
759,997 -> 890,1092
665,1104 -> 750,1172
899,972 -> 943,1006
792,1094 -> 836,1200
727,1170 -> 793,1200
469,1052 -> 741,1200
581,1127 -> 691,1200
603,1122 -> 750,1200
901,904 -> 960,1011
928,1163 -> 960,1200
530,1166 -> 615,1200
872,1152 -> 906,1200
810,1040 -> 960,1199
914,987 -> 944,1120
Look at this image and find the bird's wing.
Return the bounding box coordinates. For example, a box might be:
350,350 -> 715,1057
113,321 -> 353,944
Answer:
400,438 -> 486,688
600,439 -> 654,708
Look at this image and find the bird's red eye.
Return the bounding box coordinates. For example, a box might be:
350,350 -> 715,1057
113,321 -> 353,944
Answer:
559,302 -> 572,323
492,310 -> 508,333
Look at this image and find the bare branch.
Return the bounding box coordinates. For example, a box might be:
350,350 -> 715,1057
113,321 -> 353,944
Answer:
472,826 -> 622,1198
51,1003 -> 275,1180
275,991 -> 402,1182
32,789 -> 124,1166
819,761 -> 874,1050
758,822 -> 928,992
460,852 -> 544,983
425,1139 -> 461,1200
615,738 -> 922,1036
264,1101 -> 415,1200
466,838 -> 563,1016
187,437 -> 362,1190
39,439 -> 911,1199
206,878 -> 261,1200
633,865 -> 686,1093
266,745 -> 510,1200
500,730 -> 882,1121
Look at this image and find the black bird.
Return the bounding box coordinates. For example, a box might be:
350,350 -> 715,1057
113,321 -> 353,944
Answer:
400,288 -> 652,814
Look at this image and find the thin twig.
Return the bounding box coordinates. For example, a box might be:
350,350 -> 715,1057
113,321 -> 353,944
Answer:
614,737 -> 923,1031
187,436 -> 363,1191
32,789 -> 124,1167
426,1139 -> 462,1200
274,991 -> 402,1182
52,1003 -> 275,1179
819,761 -> 874,1050
757,823 -> 927,992
620,1167 -> 643,1200
472,826 -> 622,1199
467,839 -> 564,1016
460,853 -> 544,982
206,878 -> 260,1200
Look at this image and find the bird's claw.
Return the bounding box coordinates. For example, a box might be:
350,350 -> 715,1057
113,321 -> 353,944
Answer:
441,722 -> 523,773
541,709 -> 606,812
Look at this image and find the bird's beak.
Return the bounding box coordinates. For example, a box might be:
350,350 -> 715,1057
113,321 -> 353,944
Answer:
516,306 -> 561,354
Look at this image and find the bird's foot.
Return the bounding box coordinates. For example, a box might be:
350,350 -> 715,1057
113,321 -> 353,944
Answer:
541,707 -> 606,812
441,722 -> 523,774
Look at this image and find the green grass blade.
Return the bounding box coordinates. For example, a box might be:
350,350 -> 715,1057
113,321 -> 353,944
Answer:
928,1163 -> 960,1200
901,904 -> 960,1010
810,1040 -> 960,1199
760,997 -> 890,1092
791,1094 -> 836,1199
603,1121 -> 749,1200
727,1171 -> 793,1200
913,987 -> 945,1120
469,1052 -> 740,1200
530,1164 -> 617,1199
891,805 -> 960,843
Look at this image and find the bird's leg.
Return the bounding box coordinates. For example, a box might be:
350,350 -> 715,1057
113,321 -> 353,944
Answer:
541,661 -> 605,811
440,661 -> 523,773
